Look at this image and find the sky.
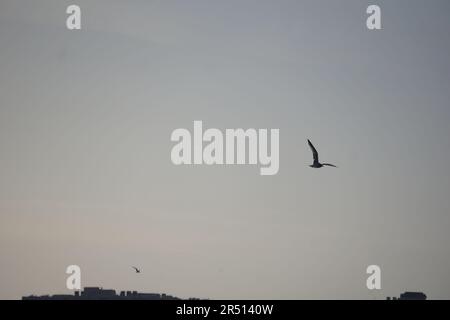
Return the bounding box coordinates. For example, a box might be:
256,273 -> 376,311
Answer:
1,0 -> 450,300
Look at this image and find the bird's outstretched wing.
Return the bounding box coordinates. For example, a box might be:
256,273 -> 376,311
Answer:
322,163 -> 337,168
132,266 -> 140,272
308,139 -> 319,164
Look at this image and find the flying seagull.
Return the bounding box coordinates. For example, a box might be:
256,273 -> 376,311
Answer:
132,266 -> 141,273
308,139 -> 337,168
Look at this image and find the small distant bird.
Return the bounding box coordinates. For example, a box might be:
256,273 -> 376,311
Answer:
132,266 -> 141,273
308,139 -> 337,168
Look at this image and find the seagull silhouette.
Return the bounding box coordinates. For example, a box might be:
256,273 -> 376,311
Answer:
308,139 -> 337,168
132,266 -> 141,273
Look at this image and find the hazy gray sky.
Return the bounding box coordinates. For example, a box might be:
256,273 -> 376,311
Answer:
1,0 -> 450,299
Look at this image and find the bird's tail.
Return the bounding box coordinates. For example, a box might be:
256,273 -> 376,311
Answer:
322,163 -> 338,168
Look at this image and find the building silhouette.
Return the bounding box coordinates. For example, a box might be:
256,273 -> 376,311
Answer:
387,292 -> 427,300
22,287 -> 183,300
23,287 -> 427,300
